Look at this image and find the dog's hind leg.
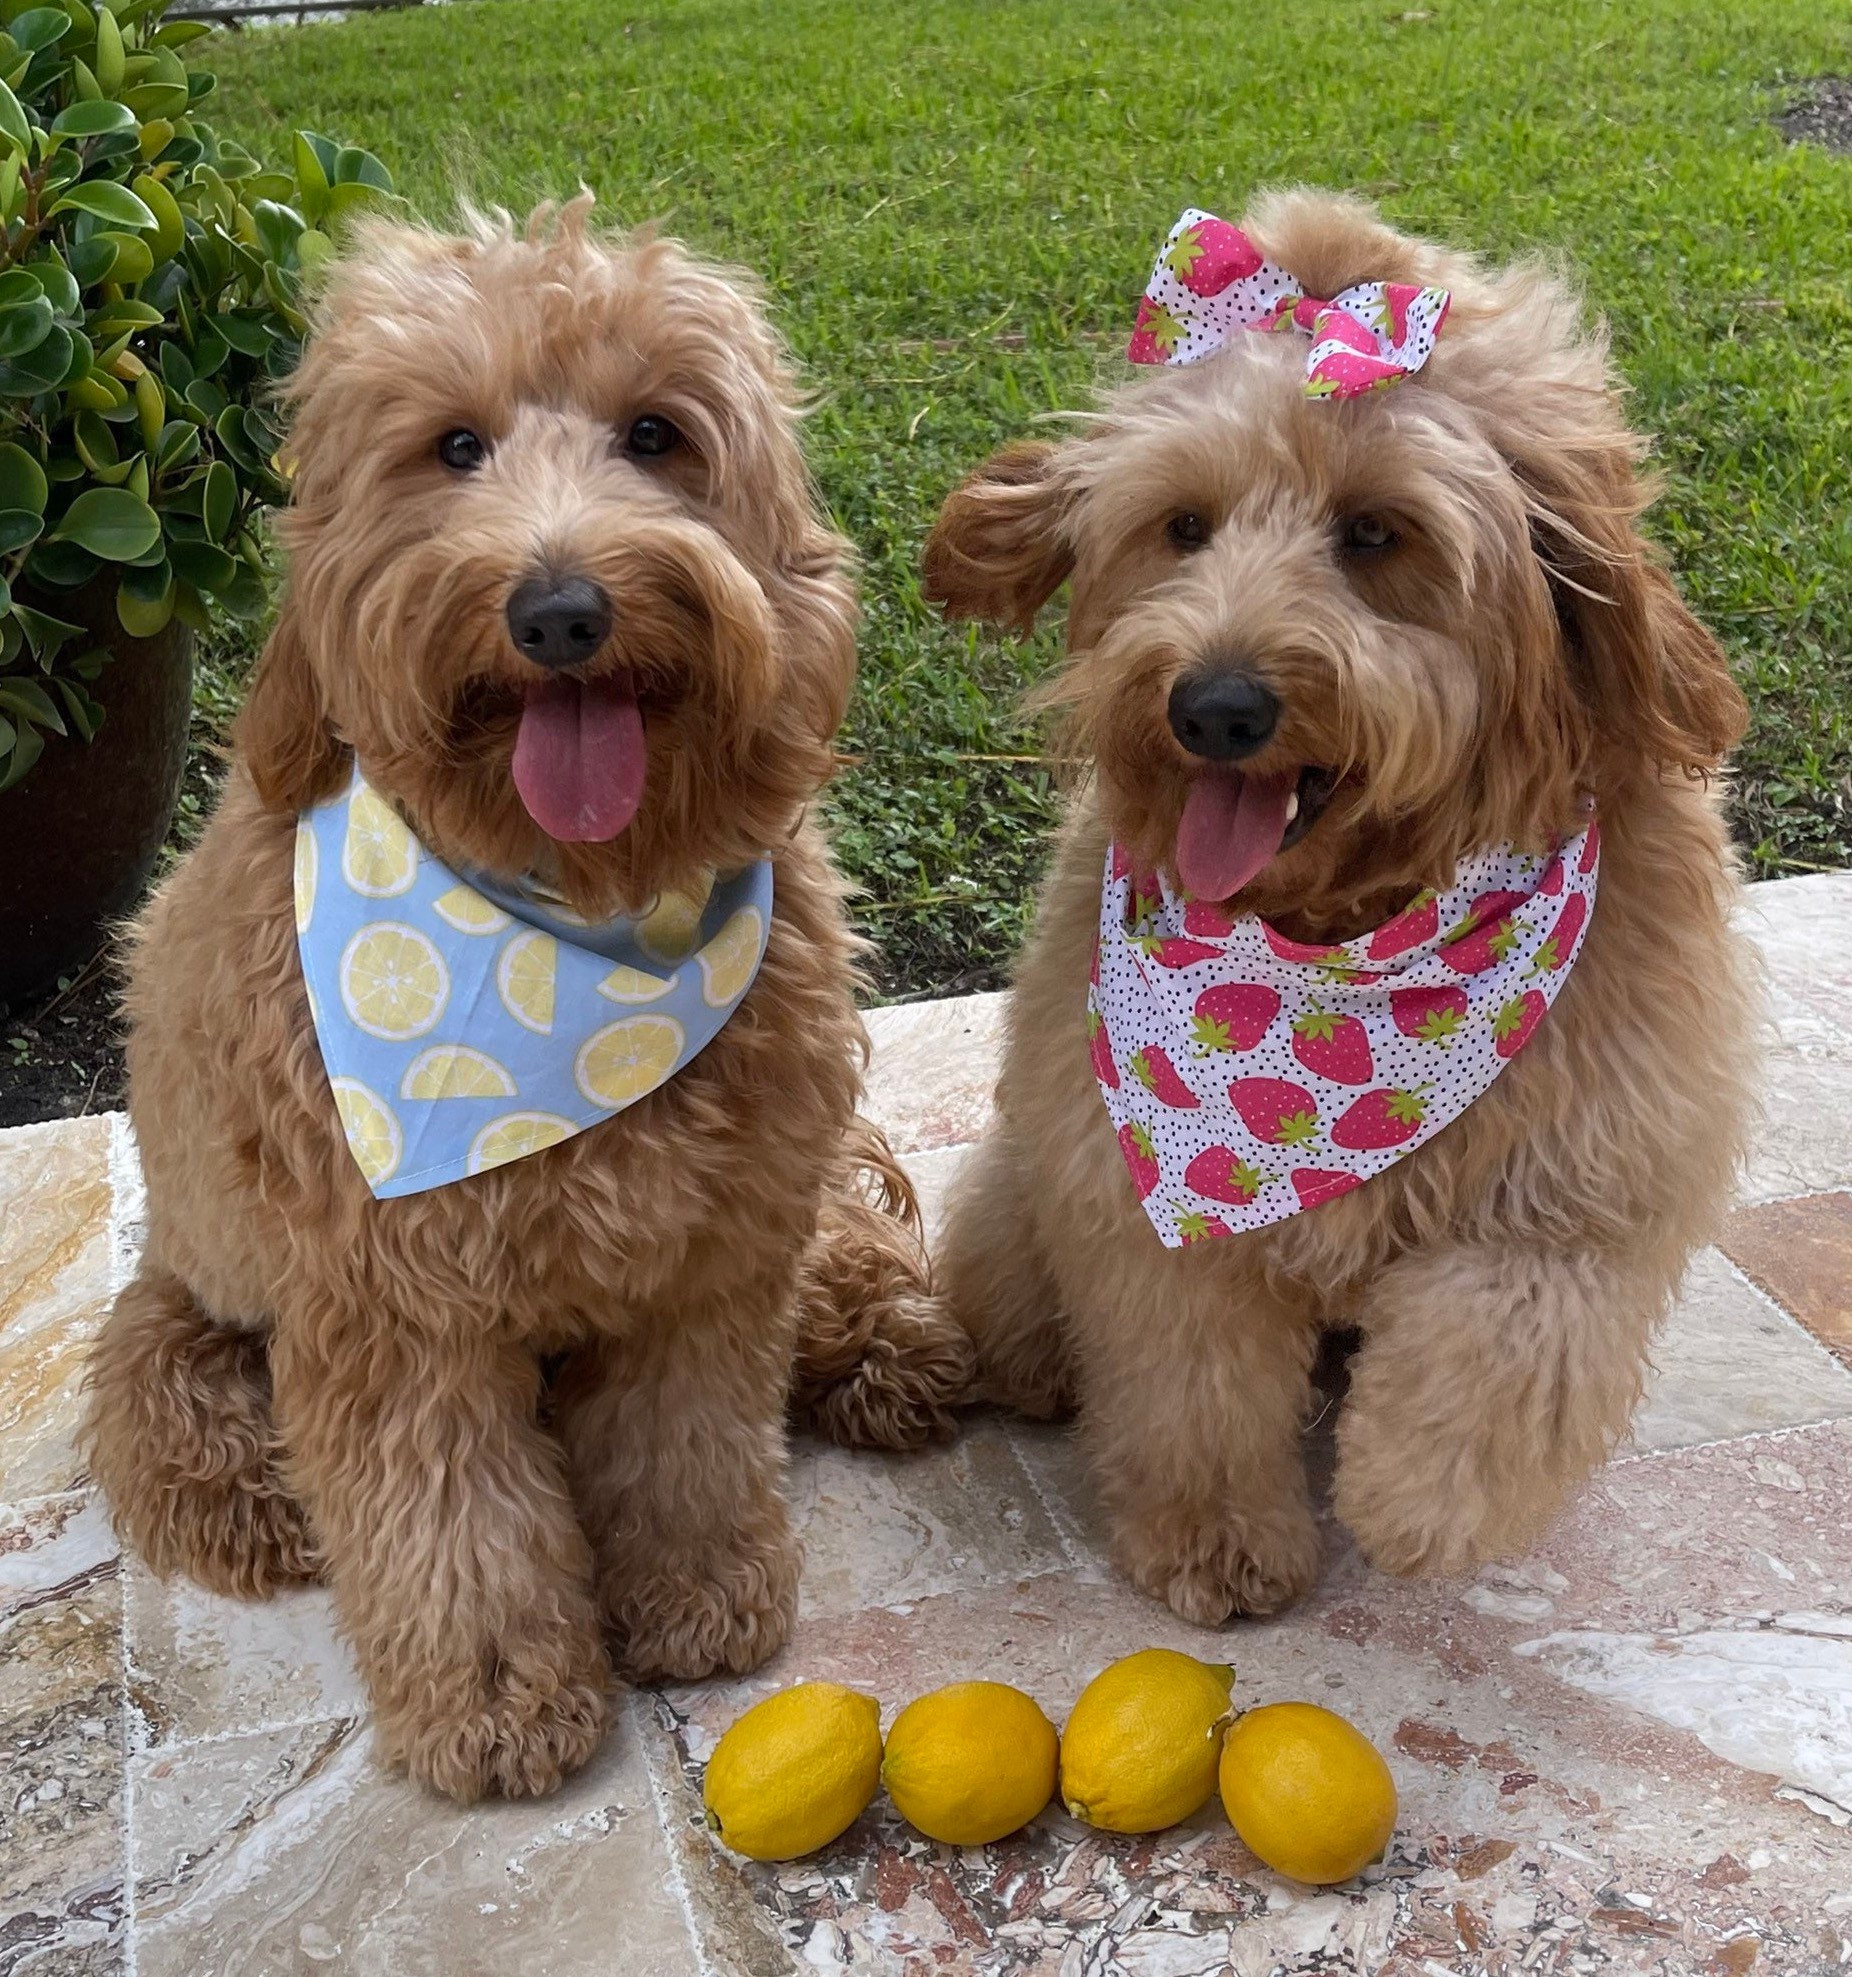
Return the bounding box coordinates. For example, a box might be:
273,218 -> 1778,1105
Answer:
82,1267 -> 318,1598
790,1119 -> 976,1450
934,1129 -> 1077,1419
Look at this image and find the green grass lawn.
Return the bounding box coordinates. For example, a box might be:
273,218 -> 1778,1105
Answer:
202,0 -> 1851,995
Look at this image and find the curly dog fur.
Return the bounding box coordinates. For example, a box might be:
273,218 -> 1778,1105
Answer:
925,190 -> 1759,1627
83,201 -> 970,1802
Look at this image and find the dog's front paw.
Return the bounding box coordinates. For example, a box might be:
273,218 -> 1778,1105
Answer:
1335,1410 -> 1532,1578
1118,1499 -> 1322,1626
611,1534 -> 800,1684
383,1633 -> 612,1802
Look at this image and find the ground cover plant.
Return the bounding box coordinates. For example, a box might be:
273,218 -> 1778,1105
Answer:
5,0 -> 1848,1117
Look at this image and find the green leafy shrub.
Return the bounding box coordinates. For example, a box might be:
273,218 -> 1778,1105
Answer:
0,0 -> 391,791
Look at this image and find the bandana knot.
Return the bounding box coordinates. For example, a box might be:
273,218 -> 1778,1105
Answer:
1128,208 -> 1451,400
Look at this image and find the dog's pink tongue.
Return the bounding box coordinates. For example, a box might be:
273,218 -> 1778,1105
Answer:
1176,770 -> 1295,902
511,676 -> 646,843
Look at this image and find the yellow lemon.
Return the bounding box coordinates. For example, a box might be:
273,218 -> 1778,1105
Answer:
637,879 -> 713,963
341,784 -> 418,897
1219,1703 -> 1397,1886
597,963 -> 677,1004
574,1014 -> 685,1109
467,1109 -> 575,1176
881,1682 -> 1057,1846
703,1682 -> 882,1862
293,825 -> 317,934
496,929 -> 557,1035
339,923 -> 448,1041
431,885 -> 511,936
697,905 -> 764,1009
1058,1648 -> 1235,1834
329,1078 -> 402,1187
399,1044 -> 517,1101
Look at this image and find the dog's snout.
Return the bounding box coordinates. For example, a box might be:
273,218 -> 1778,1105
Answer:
1166,670 -> 1281,762
505,576 -> 613,671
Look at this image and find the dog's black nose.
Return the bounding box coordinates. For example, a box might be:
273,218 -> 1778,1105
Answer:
506,576 -> 612,670
1166,670 -> 1281,761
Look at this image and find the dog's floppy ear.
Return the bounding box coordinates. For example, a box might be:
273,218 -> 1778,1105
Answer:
236,604 -> 349,811
1519,441 -> 1746,778
922,440 -> 1074,634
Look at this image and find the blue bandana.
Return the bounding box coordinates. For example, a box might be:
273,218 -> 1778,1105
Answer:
294,769 -> 772,1198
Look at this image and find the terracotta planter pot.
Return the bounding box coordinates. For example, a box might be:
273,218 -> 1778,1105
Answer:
0,581 -> 194,1011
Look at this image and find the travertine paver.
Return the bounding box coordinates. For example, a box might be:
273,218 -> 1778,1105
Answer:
1,872 -> 1850,1975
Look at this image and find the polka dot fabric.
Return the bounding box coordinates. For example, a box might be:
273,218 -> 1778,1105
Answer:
1089,820 -> 1600,1247
295,767 -> 773,1199
1127,208 -> 1451,400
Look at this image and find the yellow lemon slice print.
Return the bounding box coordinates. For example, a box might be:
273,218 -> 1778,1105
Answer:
496,929 -> 557,1035
339,923 -> 448,1041
399,1044 -> 518,1101
597,964 -> 677,1005
341,785 -> 418,898
467,1110 -> 576,1176
329,1077 -> 402,1187
698,906 -> 764,1009
637,878 -> 713,963
431,885 -> 510,936
575,1015 -> 685,1109
293,825 -> 317,934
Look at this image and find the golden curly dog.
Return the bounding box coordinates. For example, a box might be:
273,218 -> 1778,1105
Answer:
925,191 -> 1758,1627
83,201 -> 971,1802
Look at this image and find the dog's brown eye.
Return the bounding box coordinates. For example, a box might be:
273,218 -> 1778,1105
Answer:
438,428 -> 487,472
1343,515 -> 1396,552
1166,512 -> 1211,551
625,415 -> 680,458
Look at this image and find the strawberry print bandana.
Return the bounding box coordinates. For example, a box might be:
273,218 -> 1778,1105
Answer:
295,767 -> 771,1199
1089,822 -> 1599,1246
1127,207 -> 1451,399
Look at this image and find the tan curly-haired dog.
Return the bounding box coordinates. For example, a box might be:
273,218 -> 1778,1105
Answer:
83,201 -> 972,1802
925,190 -> 1758,1626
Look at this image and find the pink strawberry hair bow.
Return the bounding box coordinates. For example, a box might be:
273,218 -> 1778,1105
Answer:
1128,208 -> 1451,400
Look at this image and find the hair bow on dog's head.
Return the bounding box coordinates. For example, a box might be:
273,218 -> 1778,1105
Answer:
1127,208 -> 1451,400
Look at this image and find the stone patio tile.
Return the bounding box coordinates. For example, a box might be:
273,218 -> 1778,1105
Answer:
643,1415 -> 1852,1975
123,1562 -> 362,1751
0,1114 -> 113,1503
0,1491 -> 126,1973
1737,1047 -> 1852,1203
130,1693 -> 695,1977
861,992 -> 1004,1155
1720,1188 -> 1852,1364
1629,1244 -> 1852,1450
790,1418 -> 1067,1621
1737,870 -> 1852,1023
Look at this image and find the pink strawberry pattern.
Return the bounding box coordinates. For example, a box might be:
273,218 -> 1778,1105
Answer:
1390,983 -> 1469,1047
1492,990 -> 1547,1059
1089,1007 -> 1118,1089
1291,1168 -> 1363,1209
1290,1001 -> 1373,1085
1117,1120 -> 1160,1201
1088,815 -> 1598,1248
1183,1146 -> 1270,1206
1228,1076 -> 1322,1148
1190,981 -> 1280,1054
1130,1044 -> 1199,1108
1331,1085 -> 1431,1151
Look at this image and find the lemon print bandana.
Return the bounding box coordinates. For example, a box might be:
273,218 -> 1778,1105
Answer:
295,768 -> 772,1199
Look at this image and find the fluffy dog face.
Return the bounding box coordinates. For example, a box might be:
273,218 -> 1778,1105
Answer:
239,201 -> 855,912
925,191 -> 1745,932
